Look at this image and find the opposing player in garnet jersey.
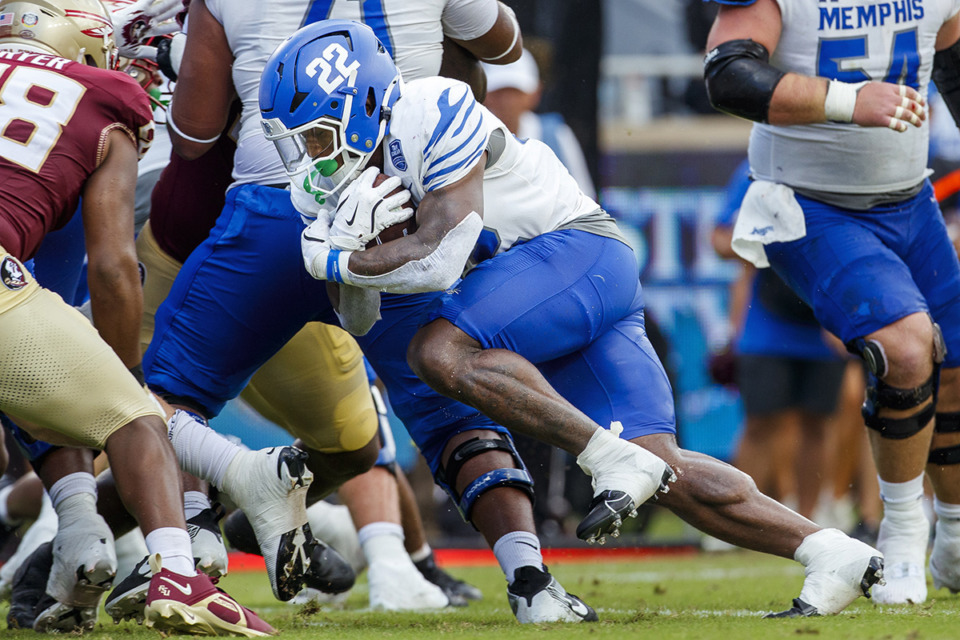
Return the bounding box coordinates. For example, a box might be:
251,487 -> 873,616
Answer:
0,0 -> 272,636
272,20 -> 884,618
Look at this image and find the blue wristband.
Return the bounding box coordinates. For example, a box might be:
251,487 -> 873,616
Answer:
326,249 -> 344,283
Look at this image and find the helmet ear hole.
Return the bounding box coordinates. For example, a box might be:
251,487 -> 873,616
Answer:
365,88 -> 376,117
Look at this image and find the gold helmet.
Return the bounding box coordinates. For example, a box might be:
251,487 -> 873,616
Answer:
0,0 -> 119,69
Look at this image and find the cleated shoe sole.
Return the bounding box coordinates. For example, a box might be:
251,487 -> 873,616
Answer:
576,466 -> 675,544
223,447 -> 315,602
33,596 -> 99,633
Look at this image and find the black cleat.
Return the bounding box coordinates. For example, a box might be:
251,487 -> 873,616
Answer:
303,535 -> 356,594
6,541 -> 53,630
104,555 -> 151,624
764,597 -> 820,618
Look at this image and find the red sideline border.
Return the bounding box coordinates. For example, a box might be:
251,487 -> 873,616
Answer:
225,545 -> 698,572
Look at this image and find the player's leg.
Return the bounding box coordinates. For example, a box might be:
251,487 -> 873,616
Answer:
408,231 -> 673,542
766,192 -> 954,605
241,322 -> 380,500
361,293 -> 595,622
906,198 -> 960,596
0,272 -> 271,636
28,447 -> 115,633
142,185 -> 342,602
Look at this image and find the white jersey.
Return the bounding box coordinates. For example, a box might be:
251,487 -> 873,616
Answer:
384,77 -> 600,256
205,0 -> 499,189
750,0 -> 960,194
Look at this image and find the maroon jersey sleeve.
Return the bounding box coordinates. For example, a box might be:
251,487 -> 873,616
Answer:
0,53 -> 154,260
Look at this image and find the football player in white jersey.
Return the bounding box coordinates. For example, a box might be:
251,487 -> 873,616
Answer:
129,0 -> 529,616
268,19 -> 883,619
704,0 -> 960,606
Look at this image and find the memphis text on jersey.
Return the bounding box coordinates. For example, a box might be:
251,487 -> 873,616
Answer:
819,0 -> 925,30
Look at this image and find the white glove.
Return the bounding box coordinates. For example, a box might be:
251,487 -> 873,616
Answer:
329,167 -> 414,251
301,208 -> 338,281
111,0 -> 183,60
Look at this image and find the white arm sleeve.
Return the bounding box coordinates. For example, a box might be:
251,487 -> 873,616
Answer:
339,212 -> 483,293
335,285 -> 382,336
442,0 -> 500,40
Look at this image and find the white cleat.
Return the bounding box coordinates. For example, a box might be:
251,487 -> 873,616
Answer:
46,508 -> 117,609
767,528 -> 883,617
930,520 -> 960,593
35,505 -> 117,632
188,504 -> 229,578
507,566 -> 597,623
222,446 -> 314,601
871,507 -> 929,605
307,500 -> 364,573
575,425 -> 675,544
368,555 -> 449,611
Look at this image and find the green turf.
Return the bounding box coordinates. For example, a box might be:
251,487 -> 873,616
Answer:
3,550 -> 958,639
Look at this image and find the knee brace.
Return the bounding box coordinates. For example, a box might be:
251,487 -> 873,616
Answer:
437,432 -> 534,522
371,385 -> 397,474
848,327 -> 945,440
930,411 -> 960,465
1,413 -> 59,463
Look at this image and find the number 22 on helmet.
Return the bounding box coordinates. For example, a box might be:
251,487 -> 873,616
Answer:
260,19 -> 402,199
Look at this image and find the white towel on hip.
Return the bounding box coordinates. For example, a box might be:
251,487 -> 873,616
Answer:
731,180 -> 807,268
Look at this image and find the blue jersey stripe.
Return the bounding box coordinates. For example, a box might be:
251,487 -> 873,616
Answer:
302,0 -> 334,26
424,87 -> 470,160
361,0 -> 394,58
430,117 -> 485,168
424,137 -> 486,190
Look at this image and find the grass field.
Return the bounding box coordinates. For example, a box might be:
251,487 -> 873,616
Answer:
3,548 -> 959,640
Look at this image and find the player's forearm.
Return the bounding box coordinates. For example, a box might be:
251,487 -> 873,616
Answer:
766,74 -> 829,125
86,263 -> 145,369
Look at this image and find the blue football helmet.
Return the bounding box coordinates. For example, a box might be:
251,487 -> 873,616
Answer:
260,19 -> 402,198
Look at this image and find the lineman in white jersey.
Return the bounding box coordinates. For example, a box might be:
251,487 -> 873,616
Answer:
140,0 -> 529,615
269,20 -> 884,618
705,0 -> 960,606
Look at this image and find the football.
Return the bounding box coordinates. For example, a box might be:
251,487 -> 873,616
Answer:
366,172 -> 418,248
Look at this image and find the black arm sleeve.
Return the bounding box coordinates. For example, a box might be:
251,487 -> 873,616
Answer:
704,39 -> 786,123
933,39 -> 960,128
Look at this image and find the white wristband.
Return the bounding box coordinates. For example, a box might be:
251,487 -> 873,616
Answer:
480,5 -> 519,62
823,80 -> 859,123
167,107 -> 221,145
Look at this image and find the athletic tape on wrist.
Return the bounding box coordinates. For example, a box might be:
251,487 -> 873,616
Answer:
824,80 -> 858,122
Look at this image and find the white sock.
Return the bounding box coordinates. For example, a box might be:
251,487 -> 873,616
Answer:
145,527 -> 196,576
48,472 -> 97,510
183,491 -> 212,520
167,409 -> 241,488
934,498 -> 960,539
0,484 -> 18,526
878,474 -> 925,515
358,522 -> 404,565
409,542 -> 432,563
493,531 -> 543,584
